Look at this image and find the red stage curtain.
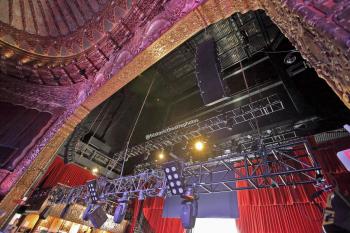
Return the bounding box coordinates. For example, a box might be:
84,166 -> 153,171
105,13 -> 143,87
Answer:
142,198 -> 184,233
40,156 -> 95,188
311,137 -> 350,197
234,145 -> 326,233
237,203 -> 323,233
236,137 -> 350,233
128,200 -> 142,233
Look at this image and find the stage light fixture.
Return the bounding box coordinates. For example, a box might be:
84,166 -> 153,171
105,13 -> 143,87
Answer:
163,161 -> 184,196
138,191 -> 145,201
82,203 -> 93,221
92,168 -> 98,174
181,187 -> 198,229
315,170 -> 324,183
181,200 -> 198,229
86,180 -> 98,203
158,151 -> 165,160
114,192 -> 129,224
158,187 -> 167,197
194,141 -> 204,151
119,192 -> 129,203
114,202 -> 128,224
284,51 -> 297,65
183,186 -> 196,201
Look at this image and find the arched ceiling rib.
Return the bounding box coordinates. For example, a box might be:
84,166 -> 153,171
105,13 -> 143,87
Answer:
0,0 -> 170,86
0,0 -> 128,57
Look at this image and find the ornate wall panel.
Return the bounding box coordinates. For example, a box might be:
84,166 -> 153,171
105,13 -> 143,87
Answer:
261,0 -> 350,109
0,0 -> 349,228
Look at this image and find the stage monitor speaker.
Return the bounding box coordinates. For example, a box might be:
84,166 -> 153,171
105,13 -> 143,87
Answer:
196,37 -> 229,106
88,205 -> 108,228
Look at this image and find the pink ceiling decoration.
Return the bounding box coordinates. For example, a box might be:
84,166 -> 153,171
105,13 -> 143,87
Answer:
0,0 -> 206,195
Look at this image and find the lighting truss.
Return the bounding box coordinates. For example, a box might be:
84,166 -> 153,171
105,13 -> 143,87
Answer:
111,94 -> 285,161
214,123 -> 299,154
47,169 -> 167,206
47,139 -> 323,206
183,138 -> 322,194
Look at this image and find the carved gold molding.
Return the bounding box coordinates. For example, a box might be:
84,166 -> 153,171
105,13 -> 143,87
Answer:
1,0 -> 349,228
260,0 -> 350,109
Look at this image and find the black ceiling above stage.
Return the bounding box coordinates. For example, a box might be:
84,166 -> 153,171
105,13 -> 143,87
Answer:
151,10 -> 280,106
59,10 -> 350,176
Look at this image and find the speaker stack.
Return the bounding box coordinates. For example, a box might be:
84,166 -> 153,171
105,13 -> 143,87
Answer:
195,37 -> 229,106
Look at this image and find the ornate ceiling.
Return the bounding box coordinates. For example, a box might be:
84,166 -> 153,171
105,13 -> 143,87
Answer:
0,0 -> 350,227
0,0 -> 127,55
0,0 -> 132,86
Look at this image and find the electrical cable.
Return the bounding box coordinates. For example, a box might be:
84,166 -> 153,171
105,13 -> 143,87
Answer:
239,37 -> 262,137
101,91 -> 125,138
78,100 -> 110,159
111,77 -> 156,177
90,99 -> 111,140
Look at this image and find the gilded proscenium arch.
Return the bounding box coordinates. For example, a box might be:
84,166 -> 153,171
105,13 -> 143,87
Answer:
0,0 -> 349,227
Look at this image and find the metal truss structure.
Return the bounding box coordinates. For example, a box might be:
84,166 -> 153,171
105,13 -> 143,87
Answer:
47,138 -> 323,208
212,123 -> 299,153
47,169 -> 166,206
183,138 -> 322,194
112,94 -> 285,161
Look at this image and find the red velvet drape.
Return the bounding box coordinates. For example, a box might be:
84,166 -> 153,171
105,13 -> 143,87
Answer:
235,143 -> 327,233
39,156 -> 96,188
311,137 -> 350,197
128,200 -> 143,233
235,137 -> 350,233
236,180 -> 326,233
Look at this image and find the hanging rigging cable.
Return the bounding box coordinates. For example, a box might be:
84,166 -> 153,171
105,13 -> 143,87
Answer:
109,77 -> 156,177
239,60 -> 261,136
78,99 -> 111,159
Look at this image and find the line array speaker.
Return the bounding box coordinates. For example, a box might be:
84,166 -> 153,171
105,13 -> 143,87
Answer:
195,37 -> 229,106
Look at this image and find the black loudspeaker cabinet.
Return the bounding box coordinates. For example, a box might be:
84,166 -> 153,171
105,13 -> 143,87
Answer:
195,37 -> 229,106
88,205 -> 108,228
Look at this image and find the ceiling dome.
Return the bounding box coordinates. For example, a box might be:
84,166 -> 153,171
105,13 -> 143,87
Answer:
0,0 -> 129,56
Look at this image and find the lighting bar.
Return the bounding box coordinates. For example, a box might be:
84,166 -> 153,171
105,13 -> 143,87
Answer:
163,161 -> 184,196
